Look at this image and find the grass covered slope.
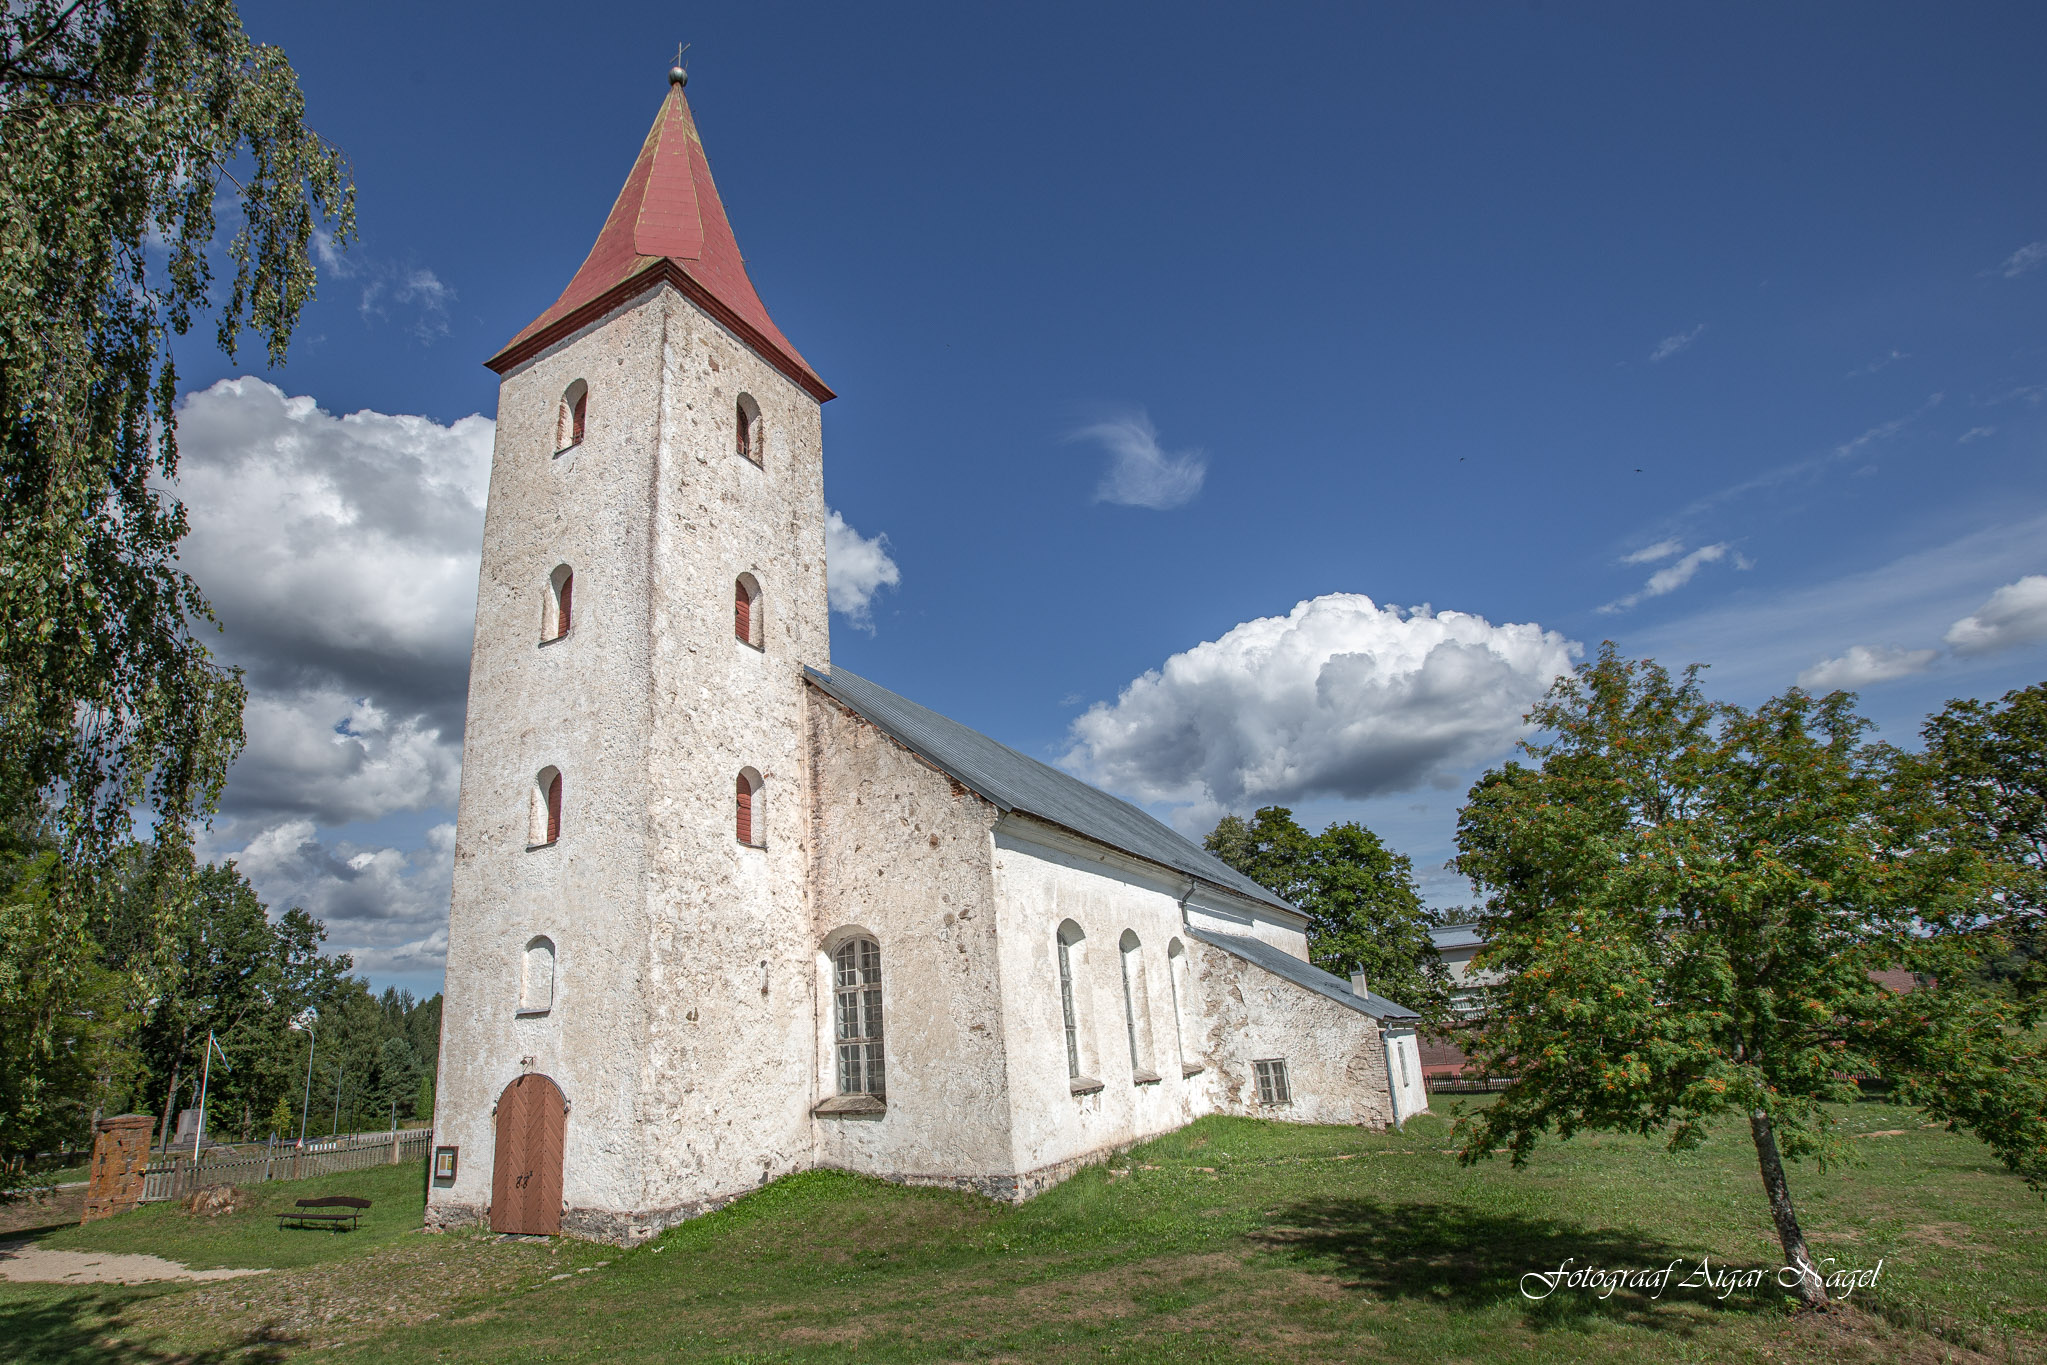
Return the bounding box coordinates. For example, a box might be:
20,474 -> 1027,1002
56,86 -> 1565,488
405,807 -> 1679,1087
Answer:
3,1104 -> 2042,1363
349,1103 -> 2043,1365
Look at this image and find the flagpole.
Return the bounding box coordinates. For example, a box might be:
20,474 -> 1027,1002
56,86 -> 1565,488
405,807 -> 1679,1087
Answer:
193,1030 -> 215,1162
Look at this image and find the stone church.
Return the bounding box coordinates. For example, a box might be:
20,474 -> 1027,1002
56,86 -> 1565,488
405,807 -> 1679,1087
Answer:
427,67 -> 1428,1244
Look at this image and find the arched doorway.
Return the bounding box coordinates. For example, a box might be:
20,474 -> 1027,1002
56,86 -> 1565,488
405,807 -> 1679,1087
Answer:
491,1073 -> 565,1235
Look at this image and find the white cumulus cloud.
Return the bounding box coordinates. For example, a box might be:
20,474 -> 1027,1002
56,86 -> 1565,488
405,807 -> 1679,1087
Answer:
1061,594 -> 1579,824
1796,645 -> 1938,691
1944,575 -> 2047,656
176,377 -> 492,972
1070,408 -> 1206,509
825,509 -> 901,631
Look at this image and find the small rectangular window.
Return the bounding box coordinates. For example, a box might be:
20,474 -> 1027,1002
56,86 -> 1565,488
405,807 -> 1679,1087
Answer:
1253,1058 -> 1291,1107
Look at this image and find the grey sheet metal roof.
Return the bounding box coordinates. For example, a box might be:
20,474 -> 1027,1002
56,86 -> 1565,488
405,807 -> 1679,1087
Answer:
1430,923 -> 1485,952
1186,926 -> 1421,1022
806,666 -> 1295,915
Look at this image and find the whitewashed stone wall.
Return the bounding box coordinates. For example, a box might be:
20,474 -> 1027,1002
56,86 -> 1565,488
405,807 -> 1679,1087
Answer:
431,281 -> 830,1241
803,692 -> 1017,1190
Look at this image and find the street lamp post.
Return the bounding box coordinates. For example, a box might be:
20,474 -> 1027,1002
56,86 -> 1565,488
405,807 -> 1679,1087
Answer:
290,1011 -> 317,1147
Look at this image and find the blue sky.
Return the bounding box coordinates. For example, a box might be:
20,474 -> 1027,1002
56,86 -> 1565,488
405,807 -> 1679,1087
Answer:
176,3 -> 2047,997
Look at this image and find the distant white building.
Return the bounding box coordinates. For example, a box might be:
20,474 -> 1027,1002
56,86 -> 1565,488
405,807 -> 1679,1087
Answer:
425,68 -> 1427,1245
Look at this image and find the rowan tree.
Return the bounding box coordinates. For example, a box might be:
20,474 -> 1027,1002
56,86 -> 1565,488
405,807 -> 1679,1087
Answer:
1452,645 -> 2047,1308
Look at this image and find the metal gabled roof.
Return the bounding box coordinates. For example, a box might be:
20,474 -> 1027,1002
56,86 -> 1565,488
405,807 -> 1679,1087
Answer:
1186,927 -> 1421,1022
805,666 -> 1295,915
1430,922 -> 1485,952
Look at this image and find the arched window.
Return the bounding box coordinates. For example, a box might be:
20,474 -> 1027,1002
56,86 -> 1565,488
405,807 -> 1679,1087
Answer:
1119,930 -> 1157,1080
520,937 -> 556,1014
1056,920 -> 1086,1081
734,573 -> 762,648
833,936 -> 884,1097
556,380 -> 588,453
531,766 -> 563,846
734,393 -> 762,465
1166,938 -> 1192,1069
736,768 -> 763,847
544,565 -> 574,642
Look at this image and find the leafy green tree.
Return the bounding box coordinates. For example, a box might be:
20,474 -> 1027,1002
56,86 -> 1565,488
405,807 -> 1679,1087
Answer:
1452,646 -> 2047,1307
0,827 -> 137,1158
0,1 -> 352,1148
1908,682 -> 2046,1010
265,1092 -> 292,1142
1206,807 -> 1452,1020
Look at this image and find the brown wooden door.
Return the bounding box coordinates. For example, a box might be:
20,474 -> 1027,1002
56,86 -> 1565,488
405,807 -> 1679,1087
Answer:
490,1074 -> 565,1235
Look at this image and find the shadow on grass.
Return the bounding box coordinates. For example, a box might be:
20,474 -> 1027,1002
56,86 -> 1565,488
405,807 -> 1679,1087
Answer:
0,1284 -> 299,1364
1254,1197 -> 1780,1335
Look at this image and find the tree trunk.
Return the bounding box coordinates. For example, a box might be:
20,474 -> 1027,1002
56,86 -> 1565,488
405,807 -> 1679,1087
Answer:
157,1064 -> 180,1155
1749,1108 -> 1827,1309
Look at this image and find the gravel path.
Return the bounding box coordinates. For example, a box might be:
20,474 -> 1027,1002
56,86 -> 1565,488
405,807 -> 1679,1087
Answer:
0,1238 -> 269,1285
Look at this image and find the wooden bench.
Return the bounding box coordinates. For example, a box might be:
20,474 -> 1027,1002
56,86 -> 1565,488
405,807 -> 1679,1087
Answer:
278,1195 -> 370,1230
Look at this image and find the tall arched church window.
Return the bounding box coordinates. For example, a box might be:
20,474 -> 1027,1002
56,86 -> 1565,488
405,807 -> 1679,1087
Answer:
545,565 -> 574,641
1056,921 -> 1086,1081
1119,929 -> 1156,1080
735,393 -> 762,465
833,936 -> 884,1097
556,380 -> 589,453
734,573 -> 762,648
530,766 -> 563,847
736,768 -> 763,847
1166,938 -> 1193,1070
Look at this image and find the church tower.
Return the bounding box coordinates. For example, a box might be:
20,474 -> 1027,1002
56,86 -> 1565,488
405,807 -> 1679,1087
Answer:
429,65 -> 835,1241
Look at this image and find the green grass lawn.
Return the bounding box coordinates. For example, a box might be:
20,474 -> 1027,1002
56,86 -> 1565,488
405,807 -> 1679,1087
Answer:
3,1100 -> 2043,1364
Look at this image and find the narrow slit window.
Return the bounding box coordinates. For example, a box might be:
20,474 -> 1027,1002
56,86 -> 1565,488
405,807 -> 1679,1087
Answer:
734,574 -> 762,647
736,769 -> 763,846
546,565 -> 574,641
556,380 -> 589,453
520,937 -> 555,1013
735,394 -> 762,465
833,937 -> 885,1097
530,767 -> 563,846
1253,1058 -> 1292,1107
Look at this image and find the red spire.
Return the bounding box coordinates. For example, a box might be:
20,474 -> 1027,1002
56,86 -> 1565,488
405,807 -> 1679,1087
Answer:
487,78 -> 831,400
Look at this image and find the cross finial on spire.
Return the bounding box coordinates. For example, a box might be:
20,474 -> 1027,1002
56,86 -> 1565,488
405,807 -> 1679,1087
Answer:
669,42 -> 689,87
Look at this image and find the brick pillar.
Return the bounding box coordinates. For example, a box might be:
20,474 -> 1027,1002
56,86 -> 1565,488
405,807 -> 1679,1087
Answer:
82,1114 -> 158,1223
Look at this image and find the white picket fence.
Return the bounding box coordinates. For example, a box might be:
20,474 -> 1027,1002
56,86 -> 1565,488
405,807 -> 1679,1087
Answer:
139,1128 -> 433,1202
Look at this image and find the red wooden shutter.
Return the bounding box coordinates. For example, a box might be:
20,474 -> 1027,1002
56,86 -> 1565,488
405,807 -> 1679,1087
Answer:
546,774 -> 562,844
571,393 -> 587,444
735,775 -> 752,845
557,573 -> 573,637
735,405 -> 748,457
734,581 -> 750,642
